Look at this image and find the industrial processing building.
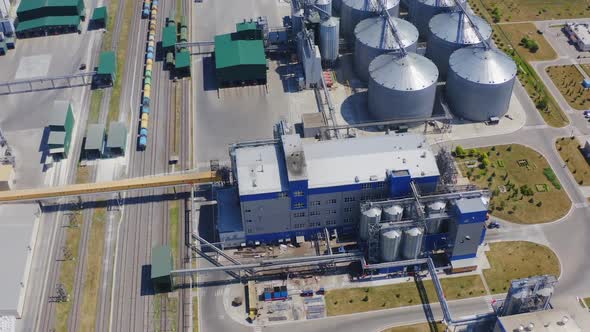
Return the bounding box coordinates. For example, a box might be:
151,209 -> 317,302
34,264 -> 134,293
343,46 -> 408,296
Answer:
217,132 -> 489,271
46,101 -> 74,159
16,0 -> 85,37
214,22 -> 267,87
564,22 -> 590,52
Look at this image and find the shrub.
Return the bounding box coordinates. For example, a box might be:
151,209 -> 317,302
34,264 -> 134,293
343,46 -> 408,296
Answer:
455,145 -> 466,157
543,168 -> 562,189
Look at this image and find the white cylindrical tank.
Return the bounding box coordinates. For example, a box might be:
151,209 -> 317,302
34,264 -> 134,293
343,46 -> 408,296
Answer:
446,46 -> 517,121
340,0 -> 400,40
382,205 -> 404,221
320,17 -> 340,64
368,52 -> 438,121
359,206 -> 382,240
409,0 -> 466,38
426,12 -> 492,80
380,229 -> 402,262
428,201 -> 446,214
402,227 -> 423,259
354,16 -> 418,82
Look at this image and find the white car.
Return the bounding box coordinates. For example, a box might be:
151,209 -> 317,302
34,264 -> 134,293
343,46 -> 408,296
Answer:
584,111 -> 590,118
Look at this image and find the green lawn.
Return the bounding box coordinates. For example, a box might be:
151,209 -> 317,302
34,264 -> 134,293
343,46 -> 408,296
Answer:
382,322 -> 447,332
483,241 -> 560,294
468,0 -> 569,128
169,203 -> 180,267
193,295 -> 199,332
546,65 -> 590,110
556,137 -> 590,185
325,275 -> 487,316
456,144 -> 571,223
584,297 -> 590,308
107,0 -> 136,124
54,213 -> 83,332
79,208 -> 107,331
499,23 -> 557,61
479,0 -> 590,22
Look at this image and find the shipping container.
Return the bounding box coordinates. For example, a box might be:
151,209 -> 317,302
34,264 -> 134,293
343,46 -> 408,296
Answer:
141,105 -> 150,114
140,128 -> 148,137
138,135 -> 147,149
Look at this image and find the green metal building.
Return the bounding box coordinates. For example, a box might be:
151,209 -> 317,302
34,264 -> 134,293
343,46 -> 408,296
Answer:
90,6 -> 107,29
84,123 -> 105,158
96,51 -> 116,86
151,245 -> 173,293
162,25 -> 177,54
105,121 -> 127,156
16,0 -> 85,37
47,101 -> 75,158
175,50 -> 191,77
214,33 -> 266,86
233,21 -> 262,40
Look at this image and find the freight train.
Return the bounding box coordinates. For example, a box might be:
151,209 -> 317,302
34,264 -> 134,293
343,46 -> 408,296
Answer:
139,0 -> 158,150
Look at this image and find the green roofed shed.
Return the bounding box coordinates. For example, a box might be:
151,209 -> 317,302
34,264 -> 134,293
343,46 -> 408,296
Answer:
96,51 -> 116,85
16,15 -> 80,33
236,21 -> 256,32
151,245 -> 172,293
214,33 -> 266,85
106,121 -> 127,156
91,6 -> 107,28
162,25 -> 177,52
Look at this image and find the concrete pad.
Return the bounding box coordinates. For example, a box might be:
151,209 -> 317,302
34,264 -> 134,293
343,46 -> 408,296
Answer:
15,55 -> 52,79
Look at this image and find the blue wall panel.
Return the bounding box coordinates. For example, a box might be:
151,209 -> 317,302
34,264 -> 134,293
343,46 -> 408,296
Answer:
388,171 -> 411,197
289,179 -> 308,210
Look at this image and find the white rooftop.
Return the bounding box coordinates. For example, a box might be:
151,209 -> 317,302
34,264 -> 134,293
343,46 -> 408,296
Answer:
567,22 -> 590,45
302,134 -> 439,188
234,144 -> 287,196
235,134 -> 439,195
0,204 -> 38,317
497,309 -> 582,332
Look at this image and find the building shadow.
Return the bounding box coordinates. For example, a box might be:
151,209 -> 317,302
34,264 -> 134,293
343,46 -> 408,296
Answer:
140,264 -> 156,296
202,55 -> 217,91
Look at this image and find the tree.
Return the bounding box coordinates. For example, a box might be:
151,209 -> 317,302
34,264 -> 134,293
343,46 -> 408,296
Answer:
455,145 -> 466,157
529,41 -> 539,53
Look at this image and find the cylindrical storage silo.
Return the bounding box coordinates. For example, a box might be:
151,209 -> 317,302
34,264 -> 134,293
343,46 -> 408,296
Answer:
292,8 -> 305,36
382,205 -> 404,221
409,0 -> 466,39
319,17 -> 340,64
427,201 -> 446,214
314,0 -> 332,20
426,12 -> 491,80
359,206 -> 382,240
368,52 -> 438,121
340,0 -> 400,40
354,16 -> 418,82
380,230 -> 402,262
402,227 -> 423,260
446,46 -> 517,121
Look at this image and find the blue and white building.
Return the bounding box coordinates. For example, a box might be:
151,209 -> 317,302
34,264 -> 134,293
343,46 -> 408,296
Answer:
217,133 -> 440,246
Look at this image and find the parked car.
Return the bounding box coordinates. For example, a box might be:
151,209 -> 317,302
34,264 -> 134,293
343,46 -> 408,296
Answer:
584,110 -> 590,118
487,221 -> 500,229
79,63 -> 87,70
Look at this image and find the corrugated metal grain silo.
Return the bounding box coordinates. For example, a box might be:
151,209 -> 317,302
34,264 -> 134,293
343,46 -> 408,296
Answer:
340,0 -> 400,40
409,0 -> 466,39
354,15 -> 418,81
446,46 -> 517,121
319,17 -> 340,64
426,12 -> 492,80
368,52 -> 438,121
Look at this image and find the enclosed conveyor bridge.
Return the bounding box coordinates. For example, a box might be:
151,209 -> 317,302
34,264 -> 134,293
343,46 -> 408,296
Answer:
0,171 -> 219,203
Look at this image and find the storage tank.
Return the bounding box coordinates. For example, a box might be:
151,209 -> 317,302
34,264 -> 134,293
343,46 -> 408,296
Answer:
409,0 -> 466,38
402,227 -> 423,259
380,230 -> 402,262
428,201 -> 446,214
313,0 -> 332,20
340,0 -> 400,39
354,16 -> 418,82
319,17 -> 340,64
368,52 -> 438,121
426,12 -> 492,80
359,206 -> 382,240
446,46 -> 517,121
382,205 -> 404,221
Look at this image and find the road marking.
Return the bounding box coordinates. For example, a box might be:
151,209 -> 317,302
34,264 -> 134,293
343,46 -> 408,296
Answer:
574,202 -> 589,208
522,125 -> 549,130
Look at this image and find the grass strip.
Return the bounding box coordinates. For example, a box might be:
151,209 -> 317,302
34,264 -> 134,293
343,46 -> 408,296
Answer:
79,208 -> 107,331
54,212 -> 83,332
